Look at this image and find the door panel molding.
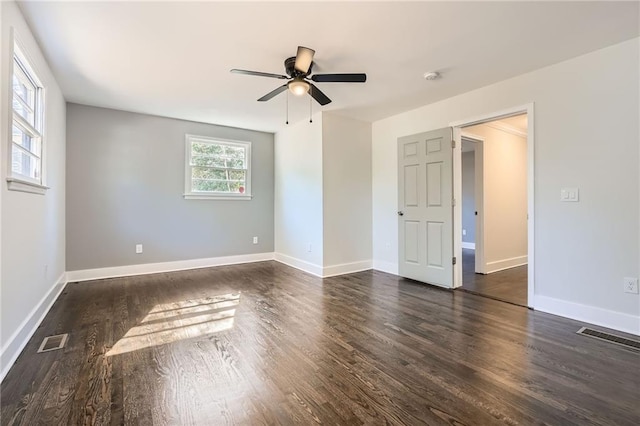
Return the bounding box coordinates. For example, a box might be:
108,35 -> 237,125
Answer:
398,127 -> 453,288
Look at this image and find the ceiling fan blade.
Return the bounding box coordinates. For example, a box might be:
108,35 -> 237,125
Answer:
294,46 -> 315,73
311,73 -> 367,83
231,69 -> 288,80
309,83 -> 331,105
257,84 -> 288,102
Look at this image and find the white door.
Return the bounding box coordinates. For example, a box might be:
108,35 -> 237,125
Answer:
398,127 -> 454,288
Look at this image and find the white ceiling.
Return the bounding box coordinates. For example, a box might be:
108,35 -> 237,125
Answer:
17,1 -> 639,133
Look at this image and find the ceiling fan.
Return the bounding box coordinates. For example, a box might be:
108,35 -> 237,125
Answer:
230,46 -> 366,106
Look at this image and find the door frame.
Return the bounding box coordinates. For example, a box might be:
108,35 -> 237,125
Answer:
450,103 -> 535,308
460,133 -> 485,274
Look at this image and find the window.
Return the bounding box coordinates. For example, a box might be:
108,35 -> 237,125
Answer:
9,42 -> 45,193
184,135 -> 252,200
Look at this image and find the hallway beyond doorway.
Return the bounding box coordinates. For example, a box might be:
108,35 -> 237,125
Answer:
459,248 -> 527,306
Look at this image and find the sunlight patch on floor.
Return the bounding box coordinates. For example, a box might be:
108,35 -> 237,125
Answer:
106,293 -> 240,356
142,294 -> 240,323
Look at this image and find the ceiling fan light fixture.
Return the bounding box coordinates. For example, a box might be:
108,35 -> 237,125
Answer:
289,79 -> 310,96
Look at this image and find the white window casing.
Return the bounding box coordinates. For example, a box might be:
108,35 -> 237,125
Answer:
8,36 -> 48,194
184,134 -> 252,200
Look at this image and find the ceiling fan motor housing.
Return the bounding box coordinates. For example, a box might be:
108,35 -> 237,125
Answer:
285,56 -> 313,77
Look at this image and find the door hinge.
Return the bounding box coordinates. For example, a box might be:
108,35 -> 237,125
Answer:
451,139 -> 456,149
452,198 -> 456,207
452,256 -> 457,265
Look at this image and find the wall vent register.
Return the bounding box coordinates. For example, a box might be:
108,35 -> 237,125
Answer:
576,327 -> 639,351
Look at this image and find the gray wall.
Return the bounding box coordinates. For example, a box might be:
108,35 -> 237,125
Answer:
66,104 -> 274,271
462,151 -> 475,244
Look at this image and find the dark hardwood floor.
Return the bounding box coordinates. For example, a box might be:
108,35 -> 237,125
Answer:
1,261 -> 638,425
460,248 -> 528,306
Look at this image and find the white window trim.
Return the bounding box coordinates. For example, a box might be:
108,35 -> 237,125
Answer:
183,134 -> 252,200
6,177 -> 49,195
7,31 -> 47,194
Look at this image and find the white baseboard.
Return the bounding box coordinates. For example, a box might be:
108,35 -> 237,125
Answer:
323,260 -> 372,278
461,242 -> 476,250
273,253 -> 323,277
534,295 -> 640,336
1,272 -> 67,382
66,252 -> 275,282
485,255 -> 527,273
273,254 -> 372,278
372,260 -> 398,275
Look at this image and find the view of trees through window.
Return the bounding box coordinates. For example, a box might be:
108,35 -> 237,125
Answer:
190,141 -> 247,193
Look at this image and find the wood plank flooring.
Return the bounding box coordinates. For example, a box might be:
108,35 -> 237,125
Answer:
460,248 -> 528,306
1,261 -> 638,425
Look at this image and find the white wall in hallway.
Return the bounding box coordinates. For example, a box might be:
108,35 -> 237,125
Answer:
464,123 -> 527,272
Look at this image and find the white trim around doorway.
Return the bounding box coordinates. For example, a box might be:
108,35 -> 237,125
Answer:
450,103 -> 535,309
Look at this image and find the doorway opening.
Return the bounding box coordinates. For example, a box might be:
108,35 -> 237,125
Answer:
452,106 -> 533,308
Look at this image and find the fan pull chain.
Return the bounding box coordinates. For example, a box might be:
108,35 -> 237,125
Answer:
309,94 -> 313,123
285,91 -> 289,125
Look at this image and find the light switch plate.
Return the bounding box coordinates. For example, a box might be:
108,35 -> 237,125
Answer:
561,188 -> 579,202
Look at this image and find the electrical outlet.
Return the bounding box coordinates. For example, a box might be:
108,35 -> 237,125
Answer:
462,229 -> 467,236
253,236 -> 258,244
307,243 -> 312,252
136,244 -> 143,254
623,277 -> 639,294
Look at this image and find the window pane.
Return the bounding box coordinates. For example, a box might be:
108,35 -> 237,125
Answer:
12,125 -> 40,156
191,155 -> 227,168
224,145 -> 245,159
192,179 -> 231,192
228,181 -> 244,192
12,97 -> 35,126
191,142 -> 224,157
227,170 -> 246,181
192,167 -> 229,180
191,178 -> 246,193
12,72 -> 35,108
12,147 -> 40,180
224,158 -> 245,169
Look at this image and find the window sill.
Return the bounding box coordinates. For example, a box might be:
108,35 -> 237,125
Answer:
184,193 -> 252,201
7,177 -> 49,195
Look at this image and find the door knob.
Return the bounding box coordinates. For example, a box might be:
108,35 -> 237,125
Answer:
398,211 -> 404,216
